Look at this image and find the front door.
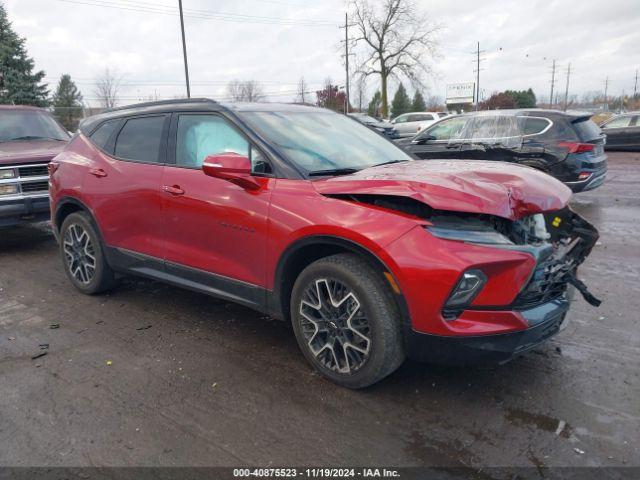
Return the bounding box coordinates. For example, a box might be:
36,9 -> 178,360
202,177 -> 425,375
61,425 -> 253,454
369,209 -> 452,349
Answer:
161,113 -> 274,293
410,116 -> 468,159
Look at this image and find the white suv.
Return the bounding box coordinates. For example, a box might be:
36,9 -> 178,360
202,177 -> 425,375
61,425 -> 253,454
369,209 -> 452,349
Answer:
391,112 -> 446,138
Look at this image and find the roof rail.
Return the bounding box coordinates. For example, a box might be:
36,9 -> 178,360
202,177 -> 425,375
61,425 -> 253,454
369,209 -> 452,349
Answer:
104,97 -> 218,113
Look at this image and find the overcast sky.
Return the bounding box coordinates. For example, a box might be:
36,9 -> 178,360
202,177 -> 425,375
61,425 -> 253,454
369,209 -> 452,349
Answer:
5,0 -> 640,107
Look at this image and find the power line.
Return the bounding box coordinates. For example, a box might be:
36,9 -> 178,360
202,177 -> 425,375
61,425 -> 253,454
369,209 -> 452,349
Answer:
55,0 -> 337,26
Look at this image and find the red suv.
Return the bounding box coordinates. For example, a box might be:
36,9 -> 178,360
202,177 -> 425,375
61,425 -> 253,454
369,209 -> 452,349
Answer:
49,99 -> 600,388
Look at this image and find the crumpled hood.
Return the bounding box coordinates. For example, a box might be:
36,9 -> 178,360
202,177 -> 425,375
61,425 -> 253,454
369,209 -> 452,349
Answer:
0,140 -> 67,166
313,160 -> 572,220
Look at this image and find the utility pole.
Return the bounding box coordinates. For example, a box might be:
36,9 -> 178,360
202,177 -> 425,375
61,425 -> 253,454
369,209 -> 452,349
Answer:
549,59 -> 556,108
178,0 -> 191,98
339,14 -> 356,114
604,76 -> 609,111
563,63 -> 571,111
471,42 -> 485,111
634,69 -> 638,98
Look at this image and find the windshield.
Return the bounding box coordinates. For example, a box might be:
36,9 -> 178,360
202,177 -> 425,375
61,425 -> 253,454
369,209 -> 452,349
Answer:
0,110 -> 69,142
240,110 -> 411,175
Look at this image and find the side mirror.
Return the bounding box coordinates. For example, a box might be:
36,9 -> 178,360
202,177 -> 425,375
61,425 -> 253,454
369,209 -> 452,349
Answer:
202,152 -> 260,190
413,134 -> 435,145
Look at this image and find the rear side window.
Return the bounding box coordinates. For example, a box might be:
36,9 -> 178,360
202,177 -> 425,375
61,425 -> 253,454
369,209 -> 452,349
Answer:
518,117 -> 551,136
466,115 -> 519,139
114,116 -> 167,163
573,119 -> 602,142
90,120 -> 119,151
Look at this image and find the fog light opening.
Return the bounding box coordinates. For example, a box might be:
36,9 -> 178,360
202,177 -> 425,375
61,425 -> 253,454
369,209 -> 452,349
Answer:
442,269 -> 487,320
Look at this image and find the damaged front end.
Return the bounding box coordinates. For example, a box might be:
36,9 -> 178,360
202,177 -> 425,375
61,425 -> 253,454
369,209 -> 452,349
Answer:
331,194 -> 601,311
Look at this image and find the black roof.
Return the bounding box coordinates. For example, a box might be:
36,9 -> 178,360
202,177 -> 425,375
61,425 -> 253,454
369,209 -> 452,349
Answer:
79,98 -> 325,133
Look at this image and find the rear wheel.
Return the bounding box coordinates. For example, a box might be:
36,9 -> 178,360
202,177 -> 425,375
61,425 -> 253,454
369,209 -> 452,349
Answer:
60,212 -> 116,294
291,254 -> 405,388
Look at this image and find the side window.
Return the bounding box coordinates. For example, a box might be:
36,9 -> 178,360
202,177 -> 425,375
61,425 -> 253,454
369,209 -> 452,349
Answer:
176,114 -> 271,174
89,119 -> 119,151
467,115 -> 518,140
423,117 -> 468,141
604,115 -> 632,129
417,114 -> 434,121
394,114 -> 408,124
114,116 -> 167,163
519,117 -> 551,136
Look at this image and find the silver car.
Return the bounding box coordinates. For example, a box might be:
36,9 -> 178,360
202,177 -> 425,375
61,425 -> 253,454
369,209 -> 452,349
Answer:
391,112 -> 446,138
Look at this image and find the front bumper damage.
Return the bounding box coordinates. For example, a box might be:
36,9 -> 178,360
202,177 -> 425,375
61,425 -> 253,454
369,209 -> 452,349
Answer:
405,207 -> 601,364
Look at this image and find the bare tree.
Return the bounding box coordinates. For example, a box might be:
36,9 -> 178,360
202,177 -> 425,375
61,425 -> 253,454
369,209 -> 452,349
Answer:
350,0 -> 440,118
296,76 -> 308,104
93,68 -> 123,109
226,79 -> 265,102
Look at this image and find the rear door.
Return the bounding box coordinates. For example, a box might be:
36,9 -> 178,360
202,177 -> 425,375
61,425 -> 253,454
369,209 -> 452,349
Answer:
84,115 -> 168,259
408,116 -> 468,159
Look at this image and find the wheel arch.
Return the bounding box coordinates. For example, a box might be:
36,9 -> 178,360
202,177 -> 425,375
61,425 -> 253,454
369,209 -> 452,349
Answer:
271,235 -> 410,327
54,197 -> 105,246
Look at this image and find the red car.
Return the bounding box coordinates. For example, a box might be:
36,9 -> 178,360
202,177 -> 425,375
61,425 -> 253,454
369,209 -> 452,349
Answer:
0,105 -> 69,227
49,99 -> 600,388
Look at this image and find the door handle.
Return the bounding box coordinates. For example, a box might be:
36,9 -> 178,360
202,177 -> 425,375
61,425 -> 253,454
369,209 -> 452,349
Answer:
89,168 -> 107,178
163,185 -> 185,196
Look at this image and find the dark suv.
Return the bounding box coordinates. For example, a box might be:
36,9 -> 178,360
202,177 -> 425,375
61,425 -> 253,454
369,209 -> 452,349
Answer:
398,109 -> 607,192
0,105 -> 69,227
50,99 -> 600,388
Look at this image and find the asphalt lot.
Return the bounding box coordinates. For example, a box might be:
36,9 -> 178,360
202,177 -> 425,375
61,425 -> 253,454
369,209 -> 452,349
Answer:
0,152 -> 638,470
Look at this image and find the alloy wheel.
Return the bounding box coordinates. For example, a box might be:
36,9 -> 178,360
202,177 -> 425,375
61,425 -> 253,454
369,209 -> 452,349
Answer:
63,223 -> 96,285
299,278 -> 371,374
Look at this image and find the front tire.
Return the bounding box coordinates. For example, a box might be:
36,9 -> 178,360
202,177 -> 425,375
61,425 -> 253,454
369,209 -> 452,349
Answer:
60,211 -> 116,294
291,254 -> 405,388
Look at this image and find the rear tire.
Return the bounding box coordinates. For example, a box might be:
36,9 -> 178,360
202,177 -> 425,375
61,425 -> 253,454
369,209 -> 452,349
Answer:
59,211 -> 117,294
290,254 -> 405,388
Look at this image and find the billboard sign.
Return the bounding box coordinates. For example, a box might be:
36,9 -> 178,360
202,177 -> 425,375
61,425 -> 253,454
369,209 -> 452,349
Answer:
446,82 -> 475,104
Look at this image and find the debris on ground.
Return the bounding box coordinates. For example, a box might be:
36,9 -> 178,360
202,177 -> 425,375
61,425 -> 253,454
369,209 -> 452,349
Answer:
50,323 -> 60,329
574,448 -> 585,455
31,351 -> 47,360
106,360 -> 112,366
39,343 -> 49,350
136,325 -> 152,331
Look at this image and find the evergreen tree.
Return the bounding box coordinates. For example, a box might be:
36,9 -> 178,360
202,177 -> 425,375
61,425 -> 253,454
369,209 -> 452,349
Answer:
367,91 -> 382,117
0,3 -> 48,106
391,83 -> 411,118
504,89 -> 536,108
52,74 -> 83,131
412,91 -> 427,111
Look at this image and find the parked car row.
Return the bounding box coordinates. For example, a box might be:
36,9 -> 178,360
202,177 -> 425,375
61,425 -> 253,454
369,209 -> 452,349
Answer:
3,99 -> 603,388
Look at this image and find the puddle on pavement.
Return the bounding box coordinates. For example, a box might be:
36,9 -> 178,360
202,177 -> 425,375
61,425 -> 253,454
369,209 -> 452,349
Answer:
505,407 -> 572,439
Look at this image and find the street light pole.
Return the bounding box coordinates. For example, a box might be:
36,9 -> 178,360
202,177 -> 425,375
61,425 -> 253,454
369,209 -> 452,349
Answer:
178,0 -> 191,98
